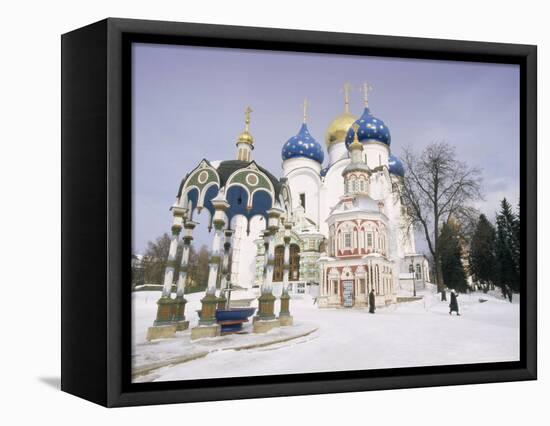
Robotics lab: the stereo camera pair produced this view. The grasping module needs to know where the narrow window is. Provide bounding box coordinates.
[344,232,352,249]
[416,264,422,280]
[367,233,373,247]
[299,193,306,209]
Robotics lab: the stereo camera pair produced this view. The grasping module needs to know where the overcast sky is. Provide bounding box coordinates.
[132,43,519,254]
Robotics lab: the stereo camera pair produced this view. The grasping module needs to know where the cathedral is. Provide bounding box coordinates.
[255,83,430,307]
[170,84,430,315]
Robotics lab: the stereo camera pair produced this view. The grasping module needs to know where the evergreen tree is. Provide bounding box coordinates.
[439,221,469,293]
[495,198,520,301]
[469,214,497,292]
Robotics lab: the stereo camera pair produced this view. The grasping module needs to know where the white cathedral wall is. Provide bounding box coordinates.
[327,142,348,166]
[319,158,347,235]
[363,142,390,170]
[230,215,265,289]
[283,158,322,227]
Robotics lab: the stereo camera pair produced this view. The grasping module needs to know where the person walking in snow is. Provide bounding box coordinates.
[368,289,376,314]
[449,289,460,316]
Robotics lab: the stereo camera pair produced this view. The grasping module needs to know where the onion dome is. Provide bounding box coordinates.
[237,130,253,145]
[325,111,357,148]
[326,83,357,148]
[345,107,391,147]
[281,123,324,163]
[388,154,405,177]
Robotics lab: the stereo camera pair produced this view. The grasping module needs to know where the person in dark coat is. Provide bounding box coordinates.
[368,289,376,314]
[449,289,460,315]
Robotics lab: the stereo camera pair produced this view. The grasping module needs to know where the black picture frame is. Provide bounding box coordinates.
[61,17,537,407]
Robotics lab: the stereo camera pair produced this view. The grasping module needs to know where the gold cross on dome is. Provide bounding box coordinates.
[360,82,373,107]
[302,98,310,123]
[244,106,252,131]
[341,82,351,113]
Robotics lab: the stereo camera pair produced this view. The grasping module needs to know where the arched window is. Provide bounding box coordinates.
[409,264,414,274]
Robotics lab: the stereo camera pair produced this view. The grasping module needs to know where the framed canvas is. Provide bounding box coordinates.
[61,18,537,407]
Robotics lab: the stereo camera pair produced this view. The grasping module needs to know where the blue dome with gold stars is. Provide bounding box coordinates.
[388,154,404,177]
[281,123,324,164]
[345,107,391,146]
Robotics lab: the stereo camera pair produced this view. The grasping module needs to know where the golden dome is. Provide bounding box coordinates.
[237,130,254,145]
[325,111,357,148]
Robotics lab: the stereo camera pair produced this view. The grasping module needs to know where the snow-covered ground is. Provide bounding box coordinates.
[132,289,519,382]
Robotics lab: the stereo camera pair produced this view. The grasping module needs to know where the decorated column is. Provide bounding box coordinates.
[279,220,294,326]
[191,193,228,340]
[173,219,197,331]
[146,207,185,341]
[254,207,284,333]
[217,229,234,310]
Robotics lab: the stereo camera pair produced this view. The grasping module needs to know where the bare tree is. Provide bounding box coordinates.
[400,142,482,300]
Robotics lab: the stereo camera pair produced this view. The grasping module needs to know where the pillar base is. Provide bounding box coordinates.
[146,324,177,341]
[198,293,219,326]
[175,320,190,331]
[279,315,294,326]
[153,296,175,326]
[172,296,188,323]
[217,295,227,311]
[253,318,280,334]
[191,324,221,340]
[257,292,276,321]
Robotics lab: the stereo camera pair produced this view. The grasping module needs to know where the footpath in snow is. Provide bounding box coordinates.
[132,289,519,383]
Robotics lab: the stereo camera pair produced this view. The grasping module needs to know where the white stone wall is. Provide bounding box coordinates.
[230,215,265,289]
[363,142,390,170]
[327,142,348,166]
[319,159,346,235]
[282,157,322,227]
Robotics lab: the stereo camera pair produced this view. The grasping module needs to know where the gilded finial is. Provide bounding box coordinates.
[302,98,309,123]
[349,123,363,151]
[237,106,254,146]
[360,82,373,107]
[244,106,252,132]
[352,123,359,140]
[341,82,351,113]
